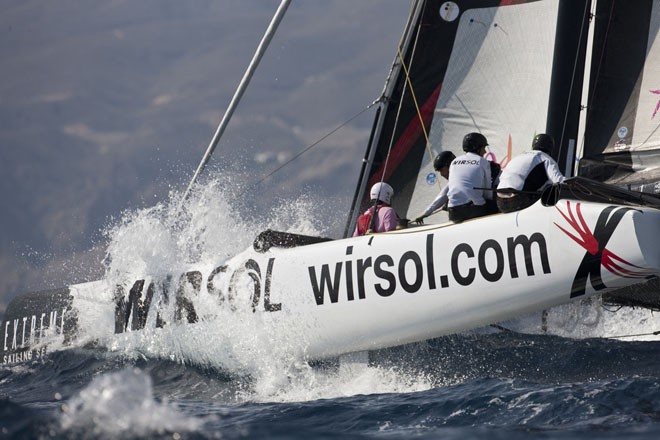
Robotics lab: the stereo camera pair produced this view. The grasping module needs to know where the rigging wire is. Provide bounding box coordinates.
[349,0,418,235]
[558,0,592,165]
[360,28,423,234]
[238,103,377,197]
[365,9,424,233]
[585,1,615,125]
[375,4,426,189]
[396,44,442,194]
[572,0,614,162]
[365,77,409,231]
[375,11,422,187]
[178,0,291,213]
[397,47,435,171]
[372,0,418,110]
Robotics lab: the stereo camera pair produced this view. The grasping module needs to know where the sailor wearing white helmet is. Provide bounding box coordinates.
[353,182,400,236]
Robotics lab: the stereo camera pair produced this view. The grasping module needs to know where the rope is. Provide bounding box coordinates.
[396,30,441,192]
[397,46,434,164]
[365,70,408,231]
[573,1,614,162]
[558,1,591,165]
[371,1,435,196]
[357,1,419,235]
[243,1,430,211]
[362,24,424,232]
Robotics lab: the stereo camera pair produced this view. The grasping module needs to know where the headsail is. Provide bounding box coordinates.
[578,0,660,193]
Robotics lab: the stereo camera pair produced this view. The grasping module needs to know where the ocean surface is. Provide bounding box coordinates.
[2,332,660,439]
[3,180,660,439]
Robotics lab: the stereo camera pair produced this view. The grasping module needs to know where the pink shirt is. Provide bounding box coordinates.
[353,206,399,236]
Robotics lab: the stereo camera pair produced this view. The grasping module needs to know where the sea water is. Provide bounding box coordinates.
[2,177,660,439]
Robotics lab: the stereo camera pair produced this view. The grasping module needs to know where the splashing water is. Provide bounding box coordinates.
[60,368,206,436]
[56,174,660,406]
[73,176,433,403]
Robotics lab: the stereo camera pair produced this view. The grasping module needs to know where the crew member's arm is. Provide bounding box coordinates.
[542,156,566,183]
[414,186,449,223]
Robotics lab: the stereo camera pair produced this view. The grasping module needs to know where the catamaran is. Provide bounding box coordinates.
[3,0,660,365]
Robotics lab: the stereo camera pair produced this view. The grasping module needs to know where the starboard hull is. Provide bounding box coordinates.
[3,198,660,365]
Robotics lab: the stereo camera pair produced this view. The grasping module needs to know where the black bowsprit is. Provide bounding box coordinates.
[253,229,333,253]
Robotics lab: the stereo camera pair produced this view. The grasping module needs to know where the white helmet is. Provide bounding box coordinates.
[370,182,394,205]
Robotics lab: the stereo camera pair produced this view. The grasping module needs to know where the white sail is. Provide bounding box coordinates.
[408,1,560,220]
[631,2,660,152]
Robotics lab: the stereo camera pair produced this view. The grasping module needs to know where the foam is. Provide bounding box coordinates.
[82,176,433,403]
[59,368,207,436]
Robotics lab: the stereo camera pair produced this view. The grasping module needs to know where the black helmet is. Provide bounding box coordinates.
[433,151,456,170]
[532,133,555,154]
[462,132,488,153]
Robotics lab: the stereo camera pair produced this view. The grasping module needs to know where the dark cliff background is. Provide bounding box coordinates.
[0,0,410,310]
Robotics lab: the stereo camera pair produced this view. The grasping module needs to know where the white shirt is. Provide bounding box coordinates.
[497,150,565,192]
[447,152,492,207]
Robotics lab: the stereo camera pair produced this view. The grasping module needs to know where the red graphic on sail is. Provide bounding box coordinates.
[652,89,660,119]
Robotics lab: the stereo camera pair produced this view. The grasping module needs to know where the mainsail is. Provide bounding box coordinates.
[347,0,591,231]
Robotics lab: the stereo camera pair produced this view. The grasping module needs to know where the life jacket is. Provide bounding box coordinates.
[356,206,381,236]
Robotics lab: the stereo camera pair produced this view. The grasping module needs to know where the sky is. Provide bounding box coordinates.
[0,0,412,310]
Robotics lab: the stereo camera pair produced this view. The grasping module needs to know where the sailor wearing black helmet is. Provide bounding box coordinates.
[446,132,494,222]
[496,133,565,213]
[412,151,456,224]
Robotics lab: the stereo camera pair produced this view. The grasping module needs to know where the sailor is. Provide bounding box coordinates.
[496,133,566,213]
[353,182,400,236]
[490,160,502,189]
[412,151,455,224]
[446,132,494,223]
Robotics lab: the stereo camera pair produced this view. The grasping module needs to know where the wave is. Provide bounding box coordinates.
[3,333,660,439]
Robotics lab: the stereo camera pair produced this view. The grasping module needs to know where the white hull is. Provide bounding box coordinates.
[18,198,653,362]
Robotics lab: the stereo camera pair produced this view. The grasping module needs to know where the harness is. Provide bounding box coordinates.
[356,205,382,236]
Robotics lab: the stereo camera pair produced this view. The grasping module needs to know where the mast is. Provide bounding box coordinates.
[179,0,291,211]
[547,0,592,176]
[573,0,598,176]
[343,1,426,238]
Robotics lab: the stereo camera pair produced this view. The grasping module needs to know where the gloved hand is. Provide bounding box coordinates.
[412,216,425,225]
